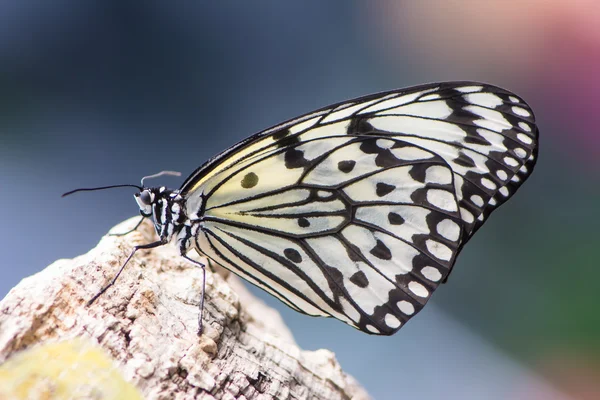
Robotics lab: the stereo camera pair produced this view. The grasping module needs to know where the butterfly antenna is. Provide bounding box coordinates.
[62,184,143,197]
[141,170,181,186]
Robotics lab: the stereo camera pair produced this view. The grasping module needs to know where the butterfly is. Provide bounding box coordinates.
[64,81,538,335]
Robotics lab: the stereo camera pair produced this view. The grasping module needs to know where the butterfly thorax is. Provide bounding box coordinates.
[135,186,189,246]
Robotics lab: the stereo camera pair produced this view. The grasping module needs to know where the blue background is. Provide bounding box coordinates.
[1,2,598,399]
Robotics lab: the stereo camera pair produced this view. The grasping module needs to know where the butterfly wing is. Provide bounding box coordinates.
[181,82,538,335]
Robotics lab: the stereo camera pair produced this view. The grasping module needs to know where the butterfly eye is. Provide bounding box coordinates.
[139,190,152,205]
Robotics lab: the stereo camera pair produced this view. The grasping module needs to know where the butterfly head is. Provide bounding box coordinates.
[134,186,187,239]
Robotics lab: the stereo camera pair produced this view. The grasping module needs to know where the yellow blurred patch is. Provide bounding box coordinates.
[0,339,142,400]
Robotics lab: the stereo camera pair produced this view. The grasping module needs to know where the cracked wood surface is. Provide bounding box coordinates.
[0,218,370,400]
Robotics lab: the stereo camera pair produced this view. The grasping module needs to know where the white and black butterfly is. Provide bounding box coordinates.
[65,82,538,335]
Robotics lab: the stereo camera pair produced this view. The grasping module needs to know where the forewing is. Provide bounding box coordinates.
[182,81,538,239]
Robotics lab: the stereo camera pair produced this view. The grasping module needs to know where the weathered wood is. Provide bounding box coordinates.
[0,218,370,400]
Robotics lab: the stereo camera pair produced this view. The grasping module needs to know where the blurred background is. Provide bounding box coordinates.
[1,1,598,399]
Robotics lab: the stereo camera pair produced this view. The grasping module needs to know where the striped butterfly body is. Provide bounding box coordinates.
[74,82,539,335]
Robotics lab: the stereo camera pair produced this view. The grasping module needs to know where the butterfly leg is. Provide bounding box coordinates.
[183,255,206,335]
[108,216,145,237]
[87,239,166,306]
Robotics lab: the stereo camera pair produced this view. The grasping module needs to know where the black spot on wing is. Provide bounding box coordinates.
[388,212,405,225]
[337,160,356,173]
[376,182,396,197]
[241,172,259,188]
[298,217,310,227]
[284,248,302,263]
[370,239,392,260]
[349,271,369,288]
[284,148,309,169]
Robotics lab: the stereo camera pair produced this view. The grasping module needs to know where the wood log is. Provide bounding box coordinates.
[0,218,370,400]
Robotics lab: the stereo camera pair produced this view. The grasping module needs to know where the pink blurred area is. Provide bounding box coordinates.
[510,356,600,400]
[535,354,600,400]
[363,2,600,399]
[364,0,600,165]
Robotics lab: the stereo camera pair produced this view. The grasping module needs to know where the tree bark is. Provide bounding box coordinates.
[0,218,370,400]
